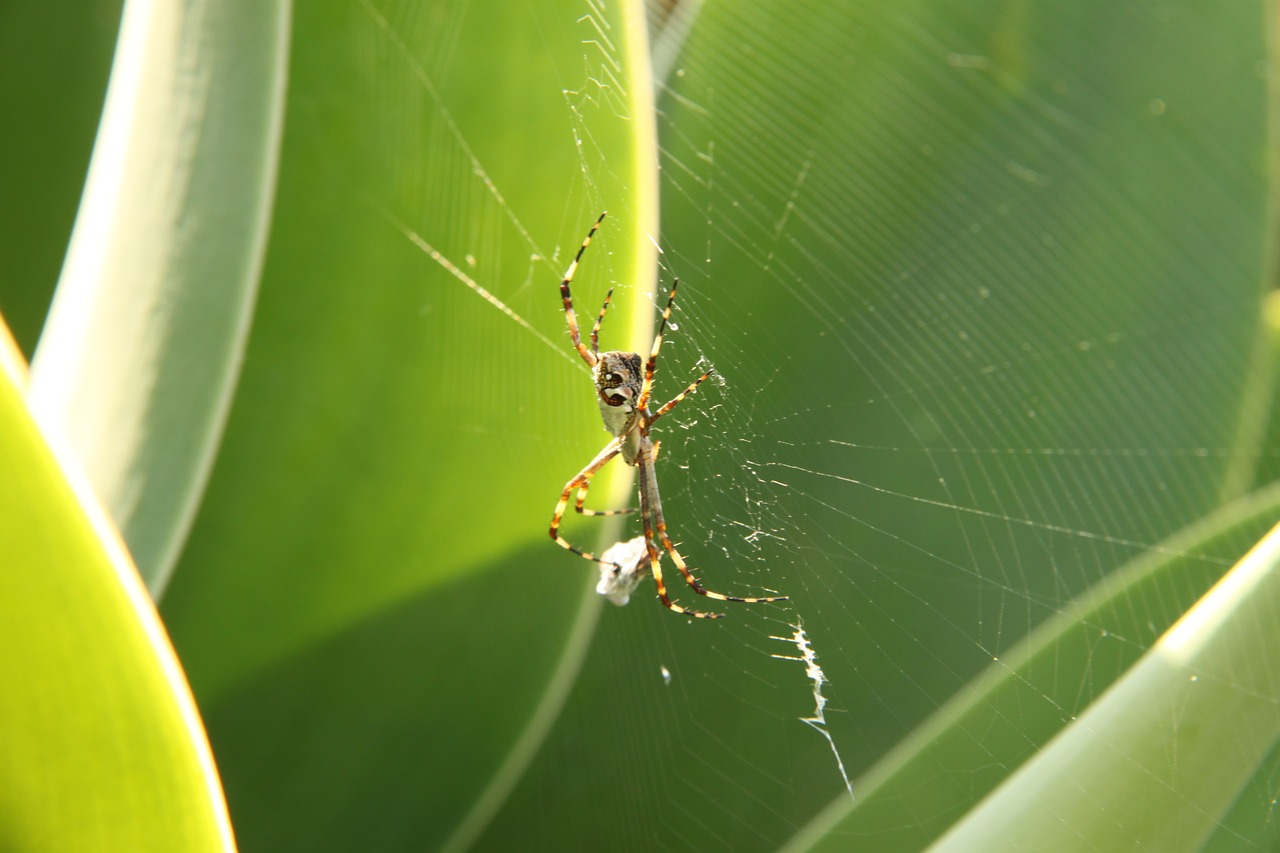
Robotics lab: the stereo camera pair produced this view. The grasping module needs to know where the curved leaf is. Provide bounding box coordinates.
[0,321,233,851]
[790,483,1280,852]
[161,0,655,848]
[27,0,291,596]
[934,518,1280,850]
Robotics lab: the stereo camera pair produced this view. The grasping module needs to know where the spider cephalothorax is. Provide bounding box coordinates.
[549,211,787,618]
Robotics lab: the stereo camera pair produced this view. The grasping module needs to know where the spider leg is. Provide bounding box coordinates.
[560,211,608,368]
[636,445,722,619]
[589,287,614,357]
[639,435,788,610]
[550,435,625,566]
[573,475,634,517]
[636,277,680,413]
[648,368,713,426]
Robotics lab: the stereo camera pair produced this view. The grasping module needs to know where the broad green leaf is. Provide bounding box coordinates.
[164,0,1273,849]
[932,519,1280,850]
[164,0,655,689]
[789,483,1280,852]
[27,0,291,596]
[0,320,233,852]
[160,0,654,848]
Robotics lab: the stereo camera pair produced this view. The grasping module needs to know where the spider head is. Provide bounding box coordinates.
[594,350,643,435]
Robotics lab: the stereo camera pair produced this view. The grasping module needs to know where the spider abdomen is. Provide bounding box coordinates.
[594,350,643,438]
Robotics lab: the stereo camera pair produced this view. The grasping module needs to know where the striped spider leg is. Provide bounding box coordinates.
[549,212,787,618]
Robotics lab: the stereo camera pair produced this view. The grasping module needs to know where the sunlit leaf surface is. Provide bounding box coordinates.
[0,324,232,852]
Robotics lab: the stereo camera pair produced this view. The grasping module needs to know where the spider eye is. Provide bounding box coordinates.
[604,372,622,384]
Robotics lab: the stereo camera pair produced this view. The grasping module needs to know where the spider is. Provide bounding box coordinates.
[549,212,787,618]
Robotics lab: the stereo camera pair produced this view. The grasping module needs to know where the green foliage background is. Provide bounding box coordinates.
[1,0,1278,851]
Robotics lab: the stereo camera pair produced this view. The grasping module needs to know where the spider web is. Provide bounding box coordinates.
[278,1,1280,850]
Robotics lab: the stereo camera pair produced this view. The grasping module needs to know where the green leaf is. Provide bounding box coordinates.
[159,0,1275,848]
[789,484,1280,852]
[27,0,291,596]
[931,518,1280,850]
[160,0,656,848]
[0,0,120,356]
[0,322,233,851]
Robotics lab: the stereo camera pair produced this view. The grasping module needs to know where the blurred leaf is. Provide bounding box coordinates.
[0,319,233,852]
[791,484,1280,852]
[0,0,121,355]
[930,518,1280,850]
[161,0,654,848]
[161,0,1275,849]
[26,0,291,596]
